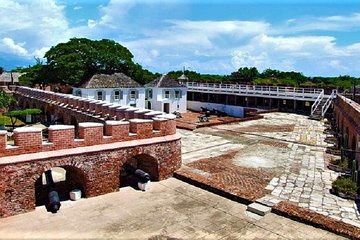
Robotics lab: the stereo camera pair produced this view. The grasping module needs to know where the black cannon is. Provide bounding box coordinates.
[123,164,151,185]
[172,111,182,118]
[44,170,61,213]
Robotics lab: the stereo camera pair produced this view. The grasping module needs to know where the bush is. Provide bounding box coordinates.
[332,177,358,197]
[330,158,349,169]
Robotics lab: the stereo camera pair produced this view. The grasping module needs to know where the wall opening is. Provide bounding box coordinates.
[120,154,159,190]
[35,166,86,208]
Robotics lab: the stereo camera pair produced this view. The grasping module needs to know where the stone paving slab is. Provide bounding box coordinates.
[0,178,344,239]
[180,112,360,228]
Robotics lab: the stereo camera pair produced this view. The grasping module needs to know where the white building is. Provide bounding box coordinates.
[72,73,187,113]
[72,73,145,108]
[144,75,187,113]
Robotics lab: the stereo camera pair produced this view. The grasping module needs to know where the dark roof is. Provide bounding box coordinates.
[79,73,142,88]
[145,75,186,88]
[0,72,20,83]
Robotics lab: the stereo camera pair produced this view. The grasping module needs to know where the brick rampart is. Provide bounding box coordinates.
[334,95,360,161]
[0,134,181,218]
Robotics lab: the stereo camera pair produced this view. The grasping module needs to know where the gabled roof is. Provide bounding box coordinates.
[0,72,20,83]
[145,75,186,88]
[78,73,142,89]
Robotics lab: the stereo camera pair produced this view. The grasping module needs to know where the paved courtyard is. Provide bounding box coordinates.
[179,112,360,227]
[0,178,344,239]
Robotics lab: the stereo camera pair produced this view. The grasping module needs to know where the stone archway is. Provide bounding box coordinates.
[120,154,159,189]
[35,165,87,207]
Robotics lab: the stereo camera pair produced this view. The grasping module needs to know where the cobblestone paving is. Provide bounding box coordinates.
[180,112,360,228]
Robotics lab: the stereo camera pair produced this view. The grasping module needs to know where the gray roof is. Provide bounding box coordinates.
[178,74,189,80]
[145,75,186,88]
[79,73,142,89]
[0,72,20,83]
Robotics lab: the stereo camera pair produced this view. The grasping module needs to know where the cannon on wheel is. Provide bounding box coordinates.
[123,164,151,191]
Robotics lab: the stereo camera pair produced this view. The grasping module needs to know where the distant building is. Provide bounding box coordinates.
[144,75,187,113]
[0,72,20,86]
[72,73,187,113]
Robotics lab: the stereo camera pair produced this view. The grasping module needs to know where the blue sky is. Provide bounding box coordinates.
[1,0,360,77]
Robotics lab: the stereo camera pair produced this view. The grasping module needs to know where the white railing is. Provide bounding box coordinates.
[321,89,337,116]
[186,82,323,100]
[310,90,324,116]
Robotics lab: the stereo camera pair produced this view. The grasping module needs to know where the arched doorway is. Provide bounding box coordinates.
[35,166,86,208]
[120,154,159,189]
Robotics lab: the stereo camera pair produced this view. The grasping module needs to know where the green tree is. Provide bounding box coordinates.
[0,67,4,74]
[5,108,41,128]
[44,38,135,85]
[230,67,259,83]
[0,91,17,110]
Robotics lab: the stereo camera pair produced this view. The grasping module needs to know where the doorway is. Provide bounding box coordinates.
[163,103,170,113]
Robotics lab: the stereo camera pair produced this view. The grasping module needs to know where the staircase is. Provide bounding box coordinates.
[310,89,337,120]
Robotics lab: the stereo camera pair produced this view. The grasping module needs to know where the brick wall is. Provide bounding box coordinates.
[0,134,181,217]
[334,95,360,161]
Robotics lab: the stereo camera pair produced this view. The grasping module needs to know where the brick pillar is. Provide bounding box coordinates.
[129,119,153,139]
[134,109,151,119]
[78,122,104,145]
[13,127,43,151]
[0,130,7,151]
[115,106,128,120]
[105,120,129,140]
[144,111,163,119]
[124,108,138,120]
[48,125,75,149]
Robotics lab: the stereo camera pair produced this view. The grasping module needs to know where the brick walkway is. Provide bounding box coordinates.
[179,112,360,228]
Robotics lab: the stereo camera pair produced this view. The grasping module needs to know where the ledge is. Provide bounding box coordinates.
[0,133,181,165]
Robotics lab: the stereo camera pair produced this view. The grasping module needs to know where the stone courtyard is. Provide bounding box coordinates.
[178,112,360,228]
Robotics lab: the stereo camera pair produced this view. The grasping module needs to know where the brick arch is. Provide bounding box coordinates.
[119,153,160,189]
[33,163,88,206]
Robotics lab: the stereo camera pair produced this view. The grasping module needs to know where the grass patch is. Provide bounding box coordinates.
[330,157,349,169]
[332,177,358,196]
[0,114,24,127]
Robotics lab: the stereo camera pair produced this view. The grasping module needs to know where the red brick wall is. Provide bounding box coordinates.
[0,136,181,218]
[334,95,360,162]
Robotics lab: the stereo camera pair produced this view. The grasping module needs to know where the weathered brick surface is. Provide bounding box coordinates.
[0,136,181,218]
[272,201,360,240]
[334,95,360,161]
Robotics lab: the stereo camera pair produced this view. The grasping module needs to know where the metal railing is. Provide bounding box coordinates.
[186,82,323,100]
[321,89,337,116]
[310,90,324,116]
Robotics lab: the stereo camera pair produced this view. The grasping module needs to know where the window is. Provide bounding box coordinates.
[174,90,181,99]
[113,90,122,101]
[96,90,104,100]
[75,89,81,97]
[129,90,137,100]
[145,89,152,99]
[164,90,170,99]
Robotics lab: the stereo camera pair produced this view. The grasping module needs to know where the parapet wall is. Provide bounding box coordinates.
[15,87,165,121]
[0,118,176,157]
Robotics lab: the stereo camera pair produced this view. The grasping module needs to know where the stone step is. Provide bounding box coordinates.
[246,202,271,216]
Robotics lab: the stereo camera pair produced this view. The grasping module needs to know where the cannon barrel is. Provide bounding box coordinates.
[48,191,61,213]
[123,164,150,183]
[45,170,61,213]
[134,169,150,183]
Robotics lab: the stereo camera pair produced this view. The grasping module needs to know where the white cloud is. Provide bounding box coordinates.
[1,37,28,56]
[87,19,97,28]
[73,6,82,10]
[0,0,70,58]
[278,13,360,33]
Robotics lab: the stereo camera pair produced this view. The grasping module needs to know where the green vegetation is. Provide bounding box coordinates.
[330,158,349,169]
[15,37,359,90]
[0,114,24,127]
[332,177,358,197]
[5,108,41,128]
[18,38,159,87]
[0,92,17,110]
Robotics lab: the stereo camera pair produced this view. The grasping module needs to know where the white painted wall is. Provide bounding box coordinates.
[73,86,187,113]
[187,101,244,117]
[73,87,145,108]
[147,87,187,113]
